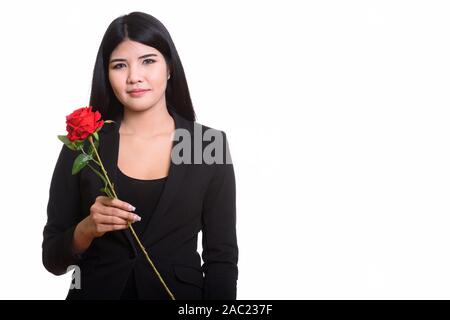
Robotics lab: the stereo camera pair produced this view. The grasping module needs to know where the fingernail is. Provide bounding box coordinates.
[134,215,141,222]
[129,205,136,211]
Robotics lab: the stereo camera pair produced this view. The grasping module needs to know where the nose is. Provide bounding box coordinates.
[126,64,143,84]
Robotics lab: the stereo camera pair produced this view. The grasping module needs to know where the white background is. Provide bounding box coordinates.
[0,0,449,299]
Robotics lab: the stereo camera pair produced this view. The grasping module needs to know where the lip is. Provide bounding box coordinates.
[127,89,151,97]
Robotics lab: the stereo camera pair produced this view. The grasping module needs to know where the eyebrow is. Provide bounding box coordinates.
[109,53,158,64]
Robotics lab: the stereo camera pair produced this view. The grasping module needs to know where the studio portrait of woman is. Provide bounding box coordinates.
[42,11,238,300]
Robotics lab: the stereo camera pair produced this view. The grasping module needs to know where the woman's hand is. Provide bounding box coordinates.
[72,196,140,255]
[86,196,141,238]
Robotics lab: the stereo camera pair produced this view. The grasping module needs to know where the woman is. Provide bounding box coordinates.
[42,11,238,300]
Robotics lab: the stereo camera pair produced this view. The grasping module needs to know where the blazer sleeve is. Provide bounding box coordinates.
[42,144,84,275]
[201,131,238,299]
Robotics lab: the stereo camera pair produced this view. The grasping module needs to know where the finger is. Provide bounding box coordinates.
[100,206,141,223]
[97,223,129,233]
[108,198,136,212]
[96,195,111,204]
[95,214,130,225]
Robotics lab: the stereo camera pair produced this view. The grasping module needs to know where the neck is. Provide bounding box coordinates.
[119,103,175,138]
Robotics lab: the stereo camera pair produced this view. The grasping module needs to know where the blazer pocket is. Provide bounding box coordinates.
[172,264,204,289]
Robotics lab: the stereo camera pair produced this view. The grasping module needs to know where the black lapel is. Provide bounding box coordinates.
[97,106,193,253]
[142,107,193,244]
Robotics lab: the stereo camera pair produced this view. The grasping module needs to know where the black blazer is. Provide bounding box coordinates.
[42,107,238,300]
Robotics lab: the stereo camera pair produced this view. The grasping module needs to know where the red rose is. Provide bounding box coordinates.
[66,106,104,141]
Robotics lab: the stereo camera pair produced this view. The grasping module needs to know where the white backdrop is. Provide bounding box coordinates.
[0,0,449,299]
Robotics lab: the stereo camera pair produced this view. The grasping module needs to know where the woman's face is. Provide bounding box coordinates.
[108,39,170,112]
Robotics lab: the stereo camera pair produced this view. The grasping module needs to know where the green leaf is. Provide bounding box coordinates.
[93,131,99,141]
[72,153,92,175]
[73,140,85,151]
[57,135,70,144]
[57,135,77,151]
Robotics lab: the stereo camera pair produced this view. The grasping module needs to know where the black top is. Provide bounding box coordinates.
[116,166,167,300]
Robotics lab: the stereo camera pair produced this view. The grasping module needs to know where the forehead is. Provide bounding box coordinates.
[110,40,162,58]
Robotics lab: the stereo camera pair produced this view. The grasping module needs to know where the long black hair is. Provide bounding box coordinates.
[89,12,196,122]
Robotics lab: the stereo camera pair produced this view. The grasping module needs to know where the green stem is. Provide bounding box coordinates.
[88,136,116,197]
[91,158,101,167]
[87,163,108,188]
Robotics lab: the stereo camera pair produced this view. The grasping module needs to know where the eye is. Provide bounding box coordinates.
[112,63,126,70]
[143,58,155,64]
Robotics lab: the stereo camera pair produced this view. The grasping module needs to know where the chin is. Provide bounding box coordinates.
[124,100,155,111]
